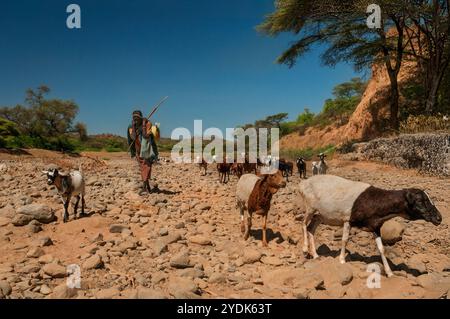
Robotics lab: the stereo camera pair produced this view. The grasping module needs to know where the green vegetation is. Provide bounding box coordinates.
[241,78,367,138]
[280,145,336,161]
[400,115,450,134]
[258,0,450,130]
[0,86,129,153]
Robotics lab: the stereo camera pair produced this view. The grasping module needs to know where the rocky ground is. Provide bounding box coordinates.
[0,149,449,299]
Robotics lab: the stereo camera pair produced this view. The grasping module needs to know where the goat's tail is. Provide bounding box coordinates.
[78,163,83,175]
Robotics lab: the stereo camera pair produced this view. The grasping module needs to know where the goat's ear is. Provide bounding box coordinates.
[41,170,48,175]
[405,191,415,205]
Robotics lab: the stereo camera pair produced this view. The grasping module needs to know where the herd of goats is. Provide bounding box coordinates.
[196,153,328,184]
[193,152,442,278]
[40,151,442,278]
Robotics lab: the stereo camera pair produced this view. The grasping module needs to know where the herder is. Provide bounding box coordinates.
[127,110,159,194]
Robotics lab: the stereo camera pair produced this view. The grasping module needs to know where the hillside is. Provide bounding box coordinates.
[280,60,418,150]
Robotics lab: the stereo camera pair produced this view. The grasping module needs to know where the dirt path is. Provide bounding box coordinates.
[0,150,449,299]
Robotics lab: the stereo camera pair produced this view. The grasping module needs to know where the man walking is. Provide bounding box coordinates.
[127,110,159,194]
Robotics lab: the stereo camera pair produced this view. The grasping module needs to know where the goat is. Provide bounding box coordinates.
[296,157,307,179]
[231,163,244,179]
[242,156,257,174]
[42,166,86,223]
[278,159,293,181]
[298,174,442,277]
[217,158,232,184]
[196,156,208,176]
[236,170,286,246]
[312,153,327,175]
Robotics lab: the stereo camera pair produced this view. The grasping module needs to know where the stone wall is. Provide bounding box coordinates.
[354,133,450,176]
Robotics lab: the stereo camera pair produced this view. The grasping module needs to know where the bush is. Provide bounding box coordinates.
[400,115,450,134]
[336,140,359,154]
[280,144,336,161]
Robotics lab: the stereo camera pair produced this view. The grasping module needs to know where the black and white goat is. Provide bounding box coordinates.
[42,166,86,223]
[298,175,442,277]
[312,153,327,175]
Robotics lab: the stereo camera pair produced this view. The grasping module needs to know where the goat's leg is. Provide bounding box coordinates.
[63,196,71,223]
[244,213,252,241]
[302,210,314,255]
[307,215,321,259]
[238,203,246,234]
[73,195,80,219]
[81,194,85,215]
[374,236,394,277]
[262,213,268,247]
[339,222,350,264]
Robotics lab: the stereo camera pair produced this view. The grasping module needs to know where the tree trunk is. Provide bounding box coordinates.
[389,80,400,130]
[425,64,448,114]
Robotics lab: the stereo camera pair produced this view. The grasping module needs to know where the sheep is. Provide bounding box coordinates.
[296,157,307,179]
[298,174,442,277]
[312,153,327,175]
[236,169,286,246]
[42,166,86,223]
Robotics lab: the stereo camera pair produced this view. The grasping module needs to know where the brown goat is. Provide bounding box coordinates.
[236,170,286,246]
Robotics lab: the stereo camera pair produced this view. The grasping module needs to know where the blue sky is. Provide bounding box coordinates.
[0,0,360,138]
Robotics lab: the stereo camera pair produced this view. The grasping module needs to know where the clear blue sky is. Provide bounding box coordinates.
[0,0,361,138]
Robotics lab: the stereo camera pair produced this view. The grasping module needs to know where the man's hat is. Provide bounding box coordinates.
[133,110,143,118]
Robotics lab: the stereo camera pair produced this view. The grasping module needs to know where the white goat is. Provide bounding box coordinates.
[312,153,327,175]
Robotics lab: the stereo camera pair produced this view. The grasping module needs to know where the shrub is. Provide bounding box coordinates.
[400,115,450,134]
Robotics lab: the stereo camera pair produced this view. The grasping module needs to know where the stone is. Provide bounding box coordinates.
[48,284,78,299]
[170,251,192,269]
[381,219,406,244]
[159,227,169,236]
[262,267,324,291]
[333,263,354,286]
[293,287,313,299]
[0,280,12,296]
[242,249,262,264]
[261,256,283,266]
[188,235,212,246]
[35,236,53,247]
[82,254,104,270]
[163,232,182,245]
[40,284,52,295]
[168,277,199,299]
[96,287,120,299]
[179,268,204,279]
[137,287,166,299]
[404,255,428,275]
[416,273,450,298]
[42,263,67,278]
[16,204,56,224]
[26,247,45,258]
[153,240,168,255]
[209,272,227,284]
[109,224,130,234]
[38,254,55,264]
[12,214,34,226]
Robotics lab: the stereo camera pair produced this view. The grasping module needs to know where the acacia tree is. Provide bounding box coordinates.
[0,86,79,138]
[403,0,449,114]
[258,0,410,130]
